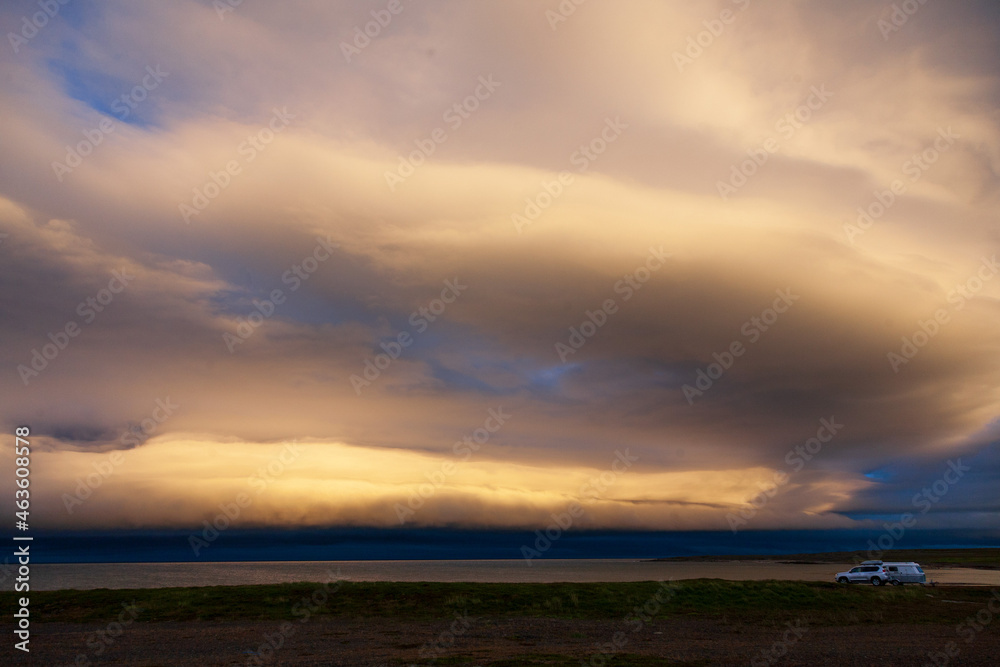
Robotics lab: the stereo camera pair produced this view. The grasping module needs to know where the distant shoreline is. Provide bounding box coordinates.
[649,547,1000,569]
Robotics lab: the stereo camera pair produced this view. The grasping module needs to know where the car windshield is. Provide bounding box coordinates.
[850,567,860,573]
[916,567,924,573]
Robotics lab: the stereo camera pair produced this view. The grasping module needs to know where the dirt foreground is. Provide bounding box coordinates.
[5,579,999,666]
[16,615,1000,666]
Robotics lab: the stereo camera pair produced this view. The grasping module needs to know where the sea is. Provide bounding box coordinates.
[28,560,1000,590]
[7,528,997,590]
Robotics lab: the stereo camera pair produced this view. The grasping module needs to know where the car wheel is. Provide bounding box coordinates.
[837,577,849,584]
[891,579,902,586]
[871,577,883,586]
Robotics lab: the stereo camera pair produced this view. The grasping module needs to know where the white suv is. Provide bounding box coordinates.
[835,561,892,586]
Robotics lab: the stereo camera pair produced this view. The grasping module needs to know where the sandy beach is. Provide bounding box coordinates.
[30,559,1000,590]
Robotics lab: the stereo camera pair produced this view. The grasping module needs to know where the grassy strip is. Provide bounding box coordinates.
[2,580,995,626]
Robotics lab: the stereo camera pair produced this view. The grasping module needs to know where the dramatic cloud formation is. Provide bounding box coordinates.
[1,0,998,534]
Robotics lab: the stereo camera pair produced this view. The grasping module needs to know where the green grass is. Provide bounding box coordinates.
[2,579,995,626]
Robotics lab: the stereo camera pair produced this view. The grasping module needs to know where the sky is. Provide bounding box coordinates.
[0,0,998,544]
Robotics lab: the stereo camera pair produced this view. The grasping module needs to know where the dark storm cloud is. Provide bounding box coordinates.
[0,0,998,530]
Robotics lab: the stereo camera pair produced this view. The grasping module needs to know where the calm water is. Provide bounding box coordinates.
[30,559,1000,590]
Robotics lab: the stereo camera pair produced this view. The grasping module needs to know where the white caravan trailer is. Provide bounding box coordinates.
[882,561,926,585]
